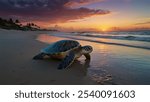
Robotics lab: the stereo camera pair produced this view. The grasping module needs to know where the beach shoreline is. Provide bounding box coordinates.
[0,29,150,85]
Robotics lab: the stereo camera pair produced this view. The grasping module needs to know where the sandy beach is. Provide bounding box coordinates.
[0,29,96,85]
[0,29,150,85]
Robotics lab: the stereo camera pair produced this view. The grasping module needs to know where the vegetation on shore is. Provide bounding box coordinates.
[0,17,57,31]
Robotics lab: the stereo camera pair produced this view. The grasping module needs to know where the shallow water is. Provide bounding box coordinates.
[37,34,150,85]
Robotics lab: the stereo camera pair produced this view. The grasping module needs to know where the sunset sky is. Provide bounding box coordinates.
[0,0,150,31]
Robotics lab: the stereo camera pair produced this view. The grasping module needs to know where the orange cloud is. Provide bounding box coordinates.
[135,21,150,25]
[64,0,104,8]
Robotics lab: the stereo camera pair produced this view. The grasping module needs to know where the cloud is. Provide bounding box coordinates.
[135,21,150,25]
[64,0,104,8]
[0,0,110,24]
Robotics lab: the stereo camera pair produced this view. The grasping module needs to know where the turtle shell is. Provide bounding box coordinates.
[41,40,80,54]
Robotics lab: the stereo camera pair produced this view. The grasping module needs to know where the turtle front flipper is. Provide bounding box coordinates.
[33,53,49,60]
[84,53,91,60]
[57,52,75,69]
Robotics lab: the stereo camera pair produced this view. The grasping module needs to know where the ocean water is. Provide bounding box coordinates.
[76,31,150,42]
[50,30,150,50]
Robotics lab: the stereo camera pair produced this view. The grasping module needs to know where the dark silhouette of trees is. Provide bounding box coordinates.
[0,18,37,30]
[0,17,57,31]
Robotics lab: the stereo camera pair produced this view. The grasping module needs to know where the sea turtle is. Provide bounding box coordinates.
[33,40,93,69]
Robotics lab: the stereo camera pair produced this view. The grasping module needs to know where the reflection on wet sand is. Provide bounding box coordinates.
[36,34,68,44]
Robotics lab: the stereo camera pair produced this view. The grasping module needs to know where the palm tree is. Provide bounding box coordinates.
[9,18,14,24]
[15,19,20,24]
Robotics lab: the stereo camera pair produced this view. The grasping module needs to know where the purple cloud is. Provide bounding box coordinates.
[0,0,110,24]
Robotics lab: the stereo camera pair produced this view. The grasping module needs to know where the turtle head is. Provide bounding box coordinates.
[81,45,93,54]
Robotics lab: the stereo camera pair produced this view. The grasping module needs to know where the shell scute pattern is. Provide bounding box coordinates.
[41,40,80,54]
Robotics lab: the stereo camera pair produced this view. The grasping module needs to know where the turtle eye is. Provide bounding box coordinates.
[88,46,92,51]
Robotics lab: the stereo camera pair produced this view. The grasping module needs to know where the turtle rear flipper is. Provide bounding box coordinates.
[57,52,75,69]
[33,53,48,60]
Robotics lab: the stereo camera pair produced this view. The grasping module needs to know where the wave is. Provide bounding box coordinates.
[50,32,150,50]
[75,33,150,42]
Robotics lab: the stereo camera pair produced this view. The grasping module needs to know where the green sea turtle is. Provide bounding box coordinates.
[33,40,93,69]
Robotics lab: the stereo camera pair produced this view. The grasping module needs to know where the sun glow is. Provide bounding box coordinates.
[101,28,108,32]
[99,26,110,32]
